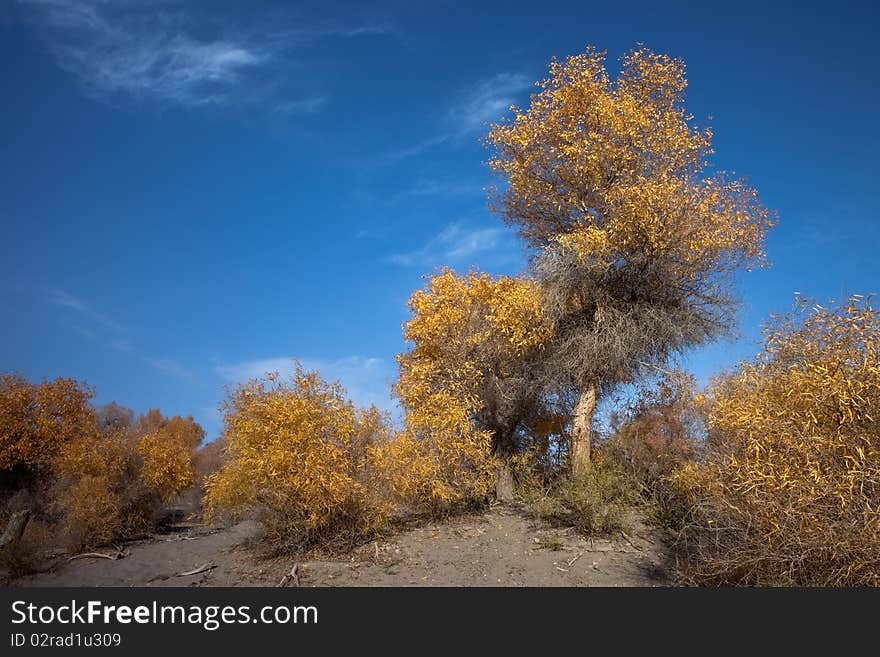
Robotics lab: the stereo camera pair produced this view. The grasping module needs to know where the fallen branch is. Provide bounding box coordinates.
[278,563,300,587]
[620,531,643,552]
[566,552,583,567]
[69,546,127,562]
[175,562,216,577]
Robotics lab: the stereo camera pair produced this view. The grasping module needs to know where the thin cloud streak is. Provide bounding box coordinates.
[386,222,507,267]
[371,71,531,166]
[47,288,123,332]
[141,356,196,384]
[22,0,265,106]
[452,72,532,134]
[47,287,196,384]
[18,1,396,109]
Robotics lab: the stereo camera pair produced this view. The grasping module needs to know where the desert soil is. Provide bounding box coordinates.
[9,505,676,587]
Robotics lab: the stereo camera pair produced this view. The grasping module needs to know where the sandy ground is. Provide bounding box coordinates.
[9,505,675,587]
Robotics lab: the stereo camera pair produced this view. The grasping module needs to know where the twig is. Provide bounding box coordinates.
[277,563,300,587]
[278,563,300,587]
[69,552,118,562]
[374,541,379,561]
[566,552,583,567]
[620,531,643,551]
[555,566,569,572]
[175,562,215,577]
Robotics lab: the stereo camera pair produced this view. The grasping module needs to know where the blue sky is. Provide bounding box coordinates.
[2,0,878,441]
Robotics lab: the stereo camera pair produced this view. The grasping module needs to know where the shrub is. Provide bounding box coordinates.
[519,455,637,535]
[672,295,880,586]
[204,367,392,552]
[51,414,199,551]
[370,427,493,519]
[603,371,701,529]
[0,374,204,555]
[50,427,131,549]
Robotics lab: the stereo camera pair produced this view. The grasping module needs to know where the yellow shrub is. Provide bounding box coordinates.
[135,414,201,501]
[0,374,204,553]
[204,366,391,550]
[673,296,880,586]
[50,430,136,551]
[370,425,493,518]
[49,409,201,551]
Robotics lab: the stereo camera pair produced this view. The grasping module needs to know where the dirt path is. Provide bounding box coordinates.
[11,506,675,587]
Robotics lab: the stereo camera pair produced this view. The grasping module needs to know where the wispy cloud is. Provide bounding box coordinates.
[141,356,196,383]
[47,287,196,383]
[399,178,484,198]
[266,22,398,43]
[214,355,397,413]
[18,1,395,110]
[268,95,328,117]
[377,134,451,165]
[386,222,508,267]
[451,72,532,135]
[372,71,532,166]
[20,0,265,106]
[47,288,122,332]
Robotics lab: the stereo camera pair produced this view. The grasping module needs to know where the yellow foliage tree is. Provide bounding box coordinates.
[673,295,880,585]
[0,375,203,551]
[204,366,391,550]
[0,374,96,474]
[485,46,774,472]
[395,268,550,502]
[137,430,196,501]
[50,409,202,550]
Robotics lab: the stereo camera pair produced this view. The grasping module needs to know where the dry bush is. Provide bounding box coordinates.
[0,377,202,553]
[673,295,880,586]
[203,367,393,552]
[51,411,200,551]
[137,426,197,499]
[603,371,701,529]
[0,375,100,552]
[193,438,226,483]
[518,452,637,535]
[370,427,493,520]
[0,517,54,578]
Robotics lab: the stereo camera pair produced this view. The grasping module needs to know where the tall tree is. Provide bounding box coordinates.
[485,47,774,472]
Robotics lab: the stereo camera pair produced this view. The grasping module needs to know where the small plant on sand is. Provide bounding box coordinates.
[602,371,702,530]
[519,456,637,536]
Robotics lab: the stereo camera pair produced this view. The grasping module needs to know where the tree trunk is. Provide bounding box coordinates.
[494,459,516,502]
[491,426,517,503]
[570,384,597,474]
[0,509,31,552]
